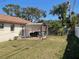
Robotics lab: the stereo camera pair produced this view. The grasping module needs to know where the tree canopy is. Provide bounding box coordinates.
[3,4,20,16]
[3,4,46,22]
[21,7,46,22]
[50,2,68,26]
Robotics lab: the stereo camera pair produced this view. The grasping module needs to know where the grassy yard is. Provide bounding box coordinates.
[0,35,67,59]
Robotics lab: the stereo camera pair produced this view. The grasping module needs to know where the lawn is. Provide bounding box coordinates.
[0,35,67,59]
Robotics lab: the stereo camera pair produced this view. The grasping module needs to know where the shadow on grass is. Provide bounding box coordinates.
[62,30,79,59]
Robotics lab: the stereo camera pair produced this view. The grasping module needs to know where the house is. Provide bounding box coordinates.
[75,25,79,38]
[0,14,48,42]
[0,14,31,42]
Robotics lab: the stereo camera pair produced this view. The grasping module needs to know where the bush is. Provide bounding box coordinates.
[14,36,18,40]
[8,39,12,41]
[58,27,65,36]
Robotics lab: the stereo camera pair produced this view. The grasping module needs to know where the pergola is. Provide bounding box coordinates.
[20,23,48,39]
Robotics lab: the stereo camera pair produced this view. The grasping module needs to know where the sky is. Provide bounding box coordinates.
[0,0,79,20]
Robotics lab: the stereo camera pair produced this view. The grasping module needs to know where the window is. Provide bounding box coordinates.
[0,24,4,29]
[11,24,15,31]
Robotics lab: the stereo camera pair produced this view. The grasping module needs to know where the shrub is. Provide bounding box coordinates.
[14,36,18,40]
[8,39,12,41]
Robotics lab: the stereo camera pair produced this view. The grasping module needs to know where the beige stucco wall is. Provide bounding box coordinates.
[0,24,23,42]
[25,25,42,37]
[75,26,79,38]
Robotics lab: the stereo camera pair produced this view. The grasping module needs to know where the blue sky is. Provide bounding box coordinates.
[0,0,79,20]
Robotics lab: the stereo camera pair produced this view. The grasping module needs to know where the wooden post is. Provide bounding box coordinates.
[41,25,43,37]
[24,24,26,38]
[40,25,43,39]
[46,25,48,36]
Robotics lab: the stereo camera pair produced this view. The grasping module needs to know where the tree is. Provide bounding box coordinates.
[21,7,46,22]
[3,4,46,22]
[3,4,20,16]
[50,2,68,26]
[70,12,78,30]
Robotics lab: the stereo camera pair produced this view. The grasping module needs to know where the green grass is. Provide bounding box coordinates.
[0,35,67,59]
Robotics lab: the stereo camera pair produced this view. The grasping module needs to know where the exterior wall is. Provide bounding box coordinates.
[25,25,42,37]
[0,24,23,42]
[25,24,48,37]
[0,23,48,42]
[75,26,79,38]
